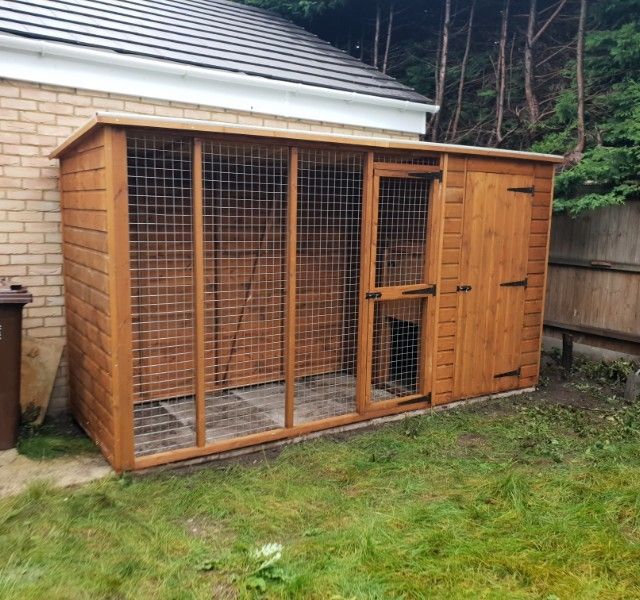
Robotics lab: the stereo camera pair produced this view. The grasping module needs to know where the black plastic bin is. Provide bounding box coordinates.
[0,284,32,451]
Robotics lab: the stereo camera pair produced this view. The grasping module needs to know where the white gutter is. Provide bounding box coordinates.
[0,33,438,134]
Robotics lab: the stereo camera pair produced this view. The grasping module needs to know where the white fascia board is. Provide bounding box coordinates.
[0,33,437,134]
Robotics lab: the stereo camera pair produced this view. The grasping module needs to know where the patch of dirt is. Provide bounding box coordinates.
[20,414,87,438]
[530,359,623,411]
[462,356,627,420]
[457,433,488,449]
[184,516,231,542]
[211,581,238,600]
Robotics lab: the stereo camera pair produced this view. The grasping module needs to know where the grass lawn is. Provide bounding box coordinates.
[2,356,640,599]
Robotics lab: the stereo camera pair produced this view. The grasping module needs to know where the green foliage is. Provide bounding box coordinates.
[238,0,639,216]
[533,14,640,214]
[576,357,638,389]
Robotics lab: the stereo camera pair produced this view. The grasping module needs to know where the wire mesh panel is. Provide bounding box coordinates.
[127,134,197,456]
[203,141,288,443]
[371,176,430,401]
[295,149,364,423]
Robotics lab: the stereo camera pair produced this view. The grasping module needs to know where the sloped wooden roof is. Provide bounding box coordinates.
[51,112,564,163]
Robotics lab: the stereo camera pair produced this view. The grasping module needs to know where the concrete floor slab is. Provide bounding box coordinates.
[0,449,112,498]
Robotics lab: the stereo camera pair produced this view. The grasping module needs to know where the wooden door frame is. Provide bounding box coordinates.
[356,162,441,413]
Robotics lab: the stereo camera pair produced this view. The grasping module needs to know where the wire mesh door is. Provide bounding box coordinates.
[365,170,437,409]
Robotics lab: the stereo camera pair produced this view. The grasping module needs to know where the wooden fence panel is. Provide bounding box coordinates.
[545,201,640,345]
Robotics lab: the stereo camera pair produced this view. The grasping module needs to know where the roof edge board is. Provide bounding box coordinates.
[0,33,436,134]
[50,111,564,164]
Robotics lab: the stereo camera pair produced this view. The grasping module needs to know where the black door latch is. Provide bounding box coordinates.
[457,284,472,292]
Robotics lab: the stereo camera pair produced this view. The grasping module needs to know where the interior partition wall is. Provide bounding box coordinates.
[125,133,438,460]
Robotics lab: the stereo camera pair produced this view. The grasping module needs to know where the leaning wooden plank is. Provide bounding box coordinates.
[20,337,65,426]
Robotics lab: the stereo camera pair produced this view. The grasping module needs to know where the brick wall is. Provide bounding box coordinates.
[0,77,418,414]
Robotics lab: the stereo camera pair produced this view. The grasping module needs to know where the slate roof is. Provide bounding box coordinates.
[0,0,430,103]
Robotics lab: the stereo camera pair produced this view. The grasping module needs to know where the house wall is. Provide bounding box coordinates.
[0,77,418,414]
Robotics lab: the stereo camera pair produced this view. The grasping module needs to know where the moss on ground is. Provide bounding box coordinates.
[17,420,97,461]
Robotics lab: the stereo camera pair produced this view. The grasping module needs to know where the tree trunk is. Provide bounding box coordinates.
[431,0,451,141]
[373,2,381,68]
[449,0,475,141]
[524,0,568,126]
[494,0,510,145]
[574,0,587,154]
[382,3,395,74]
[524,0,539,124]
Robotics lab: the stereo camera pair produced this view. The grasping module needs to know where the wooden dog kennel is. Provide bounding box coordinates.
[52,113,562,471]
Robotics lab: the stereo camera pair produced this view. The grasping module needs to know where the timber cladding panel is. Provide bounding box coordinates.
[432,154,466,404]
[520,163,554,387]
[52,117,560,471]
[59,127,115,462]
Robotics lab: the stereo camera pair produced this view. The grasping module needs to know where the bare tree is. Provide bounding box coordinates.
[494,0,511,145]
[524,0,568,124]
[373,2,381,68]
[574,0,587,154]
[448,0,476,141]
[431,0,451,141]
[382,3,395,74]
[524,0,539,123]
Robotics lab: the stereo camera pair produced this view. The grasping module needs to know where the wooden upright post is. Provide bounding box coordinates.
[105,127,135,471]
[193,139,206,446]
[355,152,376,413]
[284,147,298,428]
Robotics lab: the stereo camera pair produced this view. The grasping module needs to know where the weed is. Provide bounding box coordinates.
[576,357,638,389]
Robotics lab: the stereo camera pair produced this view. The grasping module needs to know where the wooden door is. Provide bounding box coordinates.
[363,168,439,410]
[453,166,533,398]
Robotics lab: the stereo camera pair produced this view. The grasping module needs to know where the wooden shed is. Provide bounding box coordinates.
[51,113,562,471]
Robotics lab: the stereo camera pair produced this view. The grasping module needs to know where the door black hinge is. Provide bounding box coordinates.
[500,278,528,288]
[457,284,472,292]
[409,171,442,181]
[365,291,382,299]
[494,368,521,379]
[397,393,432,406]
[402,285,437,296]
[507,186,535,195]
